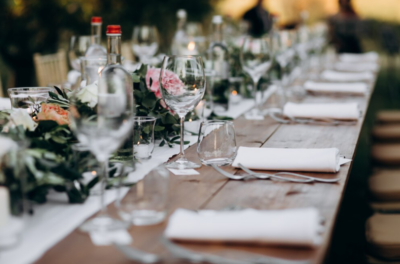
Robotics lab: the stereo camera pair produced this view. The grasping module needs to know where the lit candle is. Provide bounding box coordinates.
[182,41,198,55]
[229,90,241,105]
[134,143,150,159]
[0,187,10,228]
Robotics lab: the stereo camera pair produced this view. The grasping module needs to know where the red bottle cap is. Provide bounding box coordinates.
[91,17,102,24]
[106,25,121,34]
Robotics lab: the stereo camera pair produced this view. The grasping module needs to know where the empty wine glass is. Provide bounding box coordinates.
[160,55,206,169]
[69,61,135,232]
[132,26,159,64]
[240,36,273,117]
[68,35,91,71]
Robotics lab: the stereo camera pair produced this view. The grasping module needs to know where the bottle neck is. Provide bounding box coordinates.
[107,34,122,65]
[177,17,186,31]
[211,23,223,43]
[91,24,102,45]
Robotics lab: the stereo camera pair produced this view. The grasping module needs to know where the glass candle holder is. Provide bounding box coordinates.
[80,56,107,86]
[133,116,156,160]
[197,120,237,166]
[228,77,244,106]
[8,87,53,116]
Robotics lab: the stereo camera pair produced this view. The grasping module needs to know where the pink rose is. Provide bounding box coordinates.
[146,68,184,98]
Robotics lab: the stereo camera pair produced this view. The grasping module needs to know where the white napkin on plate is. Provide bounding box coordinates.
[304,81,367,95]
[0,98,11,110]
[338,52,378,63]
[165,208,322,247]
[321,70,374,82]
[283,102,360,120]
[232,147,350,173]
[334,62,379,72]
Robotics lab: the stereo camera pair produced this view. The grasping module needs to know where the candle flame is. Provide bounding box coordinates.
[188,41,195,51]
[189,119,192,122]
[232,90,238,95]
[91,171,97,176]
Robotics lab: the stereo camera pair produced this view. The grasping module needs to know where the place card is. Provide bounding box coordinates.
[168,169,200,176]
[90,230,132,246]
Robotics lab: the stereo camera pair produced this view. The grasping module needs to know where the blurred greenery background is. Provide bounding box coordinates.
[0,0,217,87]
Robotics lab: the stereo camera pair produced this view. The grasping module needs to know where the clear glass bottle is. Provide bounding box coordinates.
[171,9,187,55]
[100,25,135,165]
[207,15,230,111]
[85,16,107,57]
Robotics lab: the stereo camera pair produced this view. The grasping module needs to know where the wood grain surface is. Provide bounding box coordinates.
[34,78,375,264]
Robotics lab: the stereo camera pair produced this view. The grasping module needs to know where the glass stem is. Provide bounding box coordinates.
[100,159,109,215]
[253,80,259,113]
[179,116,185,159]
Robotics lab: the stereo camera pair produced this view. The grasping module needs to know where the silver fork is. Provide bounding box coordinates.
[239,164,340,183]
[211,164,311,183]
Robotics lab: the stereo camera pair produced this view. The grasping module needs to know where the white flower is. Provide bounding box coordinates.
[2,109,37,132]
[0,135,17,157]
[76,81,98,107]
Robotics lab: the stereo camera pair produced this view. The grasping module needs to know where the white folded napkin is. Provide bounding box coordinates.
[304,81,367,95]
[165,208,322,247]
[321,70,374,82]
[283,102,360,120]
[0,98,11,110]
[232,147,350,173]
[338,52,378,63]
[334,62,379,72]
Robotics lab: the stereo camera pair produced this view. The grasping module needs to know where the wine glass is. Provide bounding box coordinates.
[159,55,206,169]
[68,35,91,71]
[69,62,134,232]
[240,37,273,117]
[132,26,159,64]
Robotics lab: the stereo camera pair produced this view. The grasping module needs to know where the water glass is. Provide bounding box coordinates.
[68,35,91,71]
[197,120,237,166]
[132,26,159,63]
[118,166,169,226]
[8,87,53,115]
[133,116,156,160]
[80,56,107,86]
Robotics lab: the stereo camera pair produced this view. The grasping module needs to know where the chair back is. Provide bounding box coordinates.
[33,49,68,87]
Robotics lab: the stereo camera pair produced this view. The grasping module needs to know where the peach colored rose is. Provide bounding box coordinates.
[37,104,69,125]
[146,68,184,97]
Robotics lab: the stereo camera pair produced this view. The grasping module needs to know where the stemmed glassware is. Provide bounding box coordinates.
[240,36,273,117]
[68,35,91,71]
[132,26,159,64]
[69,64,134,232]
[159,55,206,169]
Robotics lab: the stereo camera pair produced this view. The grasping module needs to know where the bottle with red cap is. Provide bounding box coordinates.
[99,25,135,162]
[85,16,107,57]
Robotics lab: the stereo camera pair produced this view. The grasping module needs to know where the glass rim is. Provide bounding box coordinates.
[164,55,203,59]
[133,116,157,121]
[79,56,108,62]
[201,120,234,125]
[8,87,53,92]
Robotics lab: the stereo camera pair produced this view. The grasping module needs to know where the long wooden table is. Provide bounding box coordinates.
[35,78,374,264]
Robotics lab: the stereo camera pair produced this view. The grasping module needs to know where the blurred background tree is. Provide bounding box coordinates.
[0,0,218,87]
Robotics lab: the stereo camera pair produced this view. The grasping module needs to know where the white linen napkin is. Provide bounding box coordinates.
[321,70,374,82]
[0,98,11,110]
[338,52,378,63]
[334,62,379,72]
[283,102,360,120]
[232,147,349,173]
[304,81,367,95]
[165,208,322,247]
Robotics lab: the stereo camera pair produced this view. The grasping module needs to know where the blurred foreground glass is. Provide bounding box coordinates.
[68,35,91,71]
[80,56,107,85]
[118,166,169,226]
[160,55,205,169]
[8,87,53,116]
[68,63,134,232]
[197,120,237,166]
[133,116,156,160]
[241,37,272,116]
[132,26,159,63]
[0,140,29,249]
